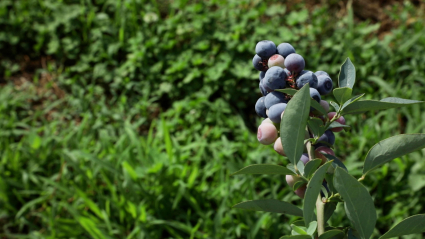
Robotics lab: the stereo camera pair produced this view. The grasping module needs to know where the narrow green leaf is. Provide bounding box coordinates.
[341,94,365,110]
[275,88,298,95]
[231,164,296,176]
[311,99,327,116]
[338,58,356,88]
[319,229,344,239]
[326,122,350,132]
[324,174,337,194]
[280,235,312,239]
[308,118,325,138]
[303,161,333,226]
[379,214,425,239]
[281,84,311,166]
[333,167,376,239]
[293,180,307,191]
[297,160,305,175]
[291,220,306,226]
[233,199,303,217]
[287,164,297,174]
[342,98,423,115]
[306,221,318,235]
[333,87,352,104]
[324,202,337,224]
[363,134,425,175]
[304,159,322,179]
[292,225,308,235]
[329,101,340,112]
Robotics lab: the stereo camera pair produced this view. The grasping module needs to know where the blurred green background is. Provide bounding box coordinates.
[1,0,425,238]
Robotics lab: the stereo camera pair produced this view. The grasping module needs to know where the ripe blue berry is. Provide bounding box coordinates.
[259,80,269,96]
[263,66,287,91]
[255,40,277,59]
[310,88,321,103]
[317,75,333,95]
[317,130,335,146]
[264,91,288,109]
[314,71,329,77]
[253,54,268,71]
[268,103,287,123]
[259,71,266,81]
[255,97,267,118]
[277,43,296,58]
[284,53,305,73]
[296,71,318,89]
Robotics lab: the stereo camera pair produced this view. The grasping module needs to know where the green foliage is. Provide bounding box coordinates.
[233,200,303,217]
[231,164,295,176]
[338,58,356,89]
[379,214,425,239]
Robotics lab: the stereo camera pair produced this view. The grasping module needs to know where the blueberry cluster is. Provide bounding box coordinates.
[254,40,333,123]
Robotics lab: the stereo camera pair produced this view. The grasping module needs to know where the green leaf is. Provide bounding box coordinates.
[303,161,333,226]
[321,153,348,173]
[308,118,325,138]
[304,159,322,179]
[379,214,425,239]
[338,58,356,89]
[231,164,296,176]
[297,160,305,175]
[324,202,337,223]
[333,167,376,239]
[293,180,308,191]
[291,220,306,226]
[310,99,327,116]
[363,134,425,175]
[280,235,312,239]
[287,164,297,174]
[326,122,350,132]
[306,221,317,235]
[342,98,423,115]
[276,88,298,95]
[333,87,352,104]
[348,228,361,239]
[319,229,344,239]
[233,199,303,217]
[329,101,340,112]
[341,94,365,110]
[292,225,308,235]
[324,174,337,194]
[281,84,311,166]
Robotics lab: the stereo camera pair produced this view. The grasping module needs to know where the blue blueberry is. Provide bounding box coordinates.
[259,71,266,81]
[296,71,318,89]
[264,91,288,109]
[268,103,287,123]
[317,130,335,146]
[253,54,268,71]
[263,66,287,91]
[310,88,321,103]
[317,75,333,95]
[277,43,296,58]
[283,68,291,78]
[255,97,267,118]
[255,40,277,59]
[315,71,329,77]
[300,153,309,165]
[259,81,269,96]
[284,53,305,73]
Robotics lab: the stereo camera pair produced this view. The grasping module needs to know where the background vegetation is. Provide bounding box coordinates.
[1,0,425,238]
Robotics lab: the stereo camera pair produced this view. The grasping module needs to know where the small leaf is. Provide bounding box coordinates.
[338,58,356,89]
[291,220,306,226]
[333,87,352,104]
[297,160,305,175]
[379,214,425,239]
[334,167,376,239]
[341,94,365,110]
[363,134,425,176]
[329,101,340,112]
[303,161,333,226]
[281,84,311,166]
[275,88,298,95]
[324,174,337,194]
[326,122,351,132]
[280,235,312,239]
[304,159,322,178]
[233,199,303,217]
[324,202,337,223]
[319,229,344,239]
[293,180,307,191]
[310,99,327,116]
[308,118,326,138]
[306,221,318,235]
[287,164,297,174]
[292,225,308,235]
[342,98,423,115]
[231,164,296,176]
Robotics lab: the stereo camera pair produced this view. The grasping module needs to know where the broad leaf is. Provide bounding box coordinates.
[333,87,352,104]
[292,225,308,235]
[342,98,423,115]
[308,118,326,138]
[233,199,303,217]
[341,94,365,110]
[379,214,425,239]
[303,162,332,226]
[324,174,337,194]
[319,229,344,239]
[311,99,327,116]
[281,84,311,166]
[334,167,376,239]
[326,122,351,132]
[276,88,298,95]
[280,235,312,239]
[306,221,318,235]
[329,101,340,112]
[287,164,297,174]
[363,134,425,175]
[231,164,295,176]
[324,202,337,223]
[338,58,356,88]
[291,220,306,226]
[293,180,307,191]
[304,159,322,179]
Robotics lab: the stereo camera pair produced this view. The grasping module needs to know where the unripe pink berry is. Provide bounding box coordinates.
[257,123,278,145]
[314,146,335,165]
[268,54,285,68]
[328,112,346,132]
[320,100,330,113]
[295,185,306,199]
[274,137,286,156]
[261,118,273,125]
[285,175,302,187]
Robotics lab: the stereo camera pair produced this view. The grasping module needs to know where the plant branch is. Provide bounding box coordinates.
[316,194,326,236]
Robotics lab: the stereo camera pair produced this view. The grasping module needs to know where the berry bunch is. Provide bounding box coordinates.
[253,40,345,198]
